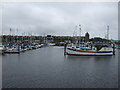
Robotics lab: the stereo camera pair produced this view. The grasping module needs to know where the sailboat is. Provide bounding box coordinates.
[65,25,115,56]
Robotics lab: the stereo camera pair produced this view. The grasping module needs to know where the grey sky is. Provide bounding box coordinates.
[2,2,118,40]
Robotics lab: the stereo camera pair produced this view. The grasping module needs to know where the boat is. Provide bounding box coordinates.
[0,45,6,54]
[66,44,114,56]
[65,25,115,56]
[48,43,55,46]
[4,47,21,54]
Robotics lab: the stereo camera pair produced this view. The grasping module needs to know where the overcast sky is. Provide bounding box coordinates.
[1,2,118,40]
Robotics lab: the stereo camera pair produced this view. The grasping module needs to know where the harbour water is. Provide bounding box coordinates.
[2,46,118,88]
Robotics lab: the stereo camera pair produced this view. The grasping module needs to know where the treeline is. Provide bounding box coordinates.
[1,35,111,43]
[89,37,110,42]
[1,35,73,43]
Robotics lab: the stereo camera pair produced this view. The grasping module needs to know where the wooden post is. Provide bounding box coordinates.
[113,43,115,55]
[64,43,67,55]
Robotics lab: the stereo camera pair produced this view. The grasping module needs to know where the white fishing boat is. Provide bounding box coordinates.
[66,44,114,56]
[65,25,115,56]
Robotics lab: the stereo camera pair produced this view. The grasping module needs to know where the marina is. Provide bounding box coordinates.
[1,32,119,88]
[1,30,119,88]
[1,36,119,55]
[1,25,119,55]
[1,2,119,89]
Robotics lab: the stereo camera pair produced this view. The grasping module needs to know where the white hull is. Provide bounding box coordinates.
[48,43,55,46]
[66,49,113,56]
[0,46,6,54]
[66,47,113,56]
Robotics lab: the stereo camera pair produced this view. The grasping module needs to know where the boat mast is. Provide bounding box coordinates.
[79,24,81,46]
[9,28,12,44]
[107,25,109,40]
[73,26,77,45]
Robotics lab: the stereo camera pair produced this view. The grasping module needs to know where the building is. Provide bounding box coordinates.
[85,32,90,42]
[46,35,53,43]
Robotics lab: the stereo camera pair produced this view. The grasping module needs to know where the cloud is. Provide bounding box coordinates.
[2,2,118,40]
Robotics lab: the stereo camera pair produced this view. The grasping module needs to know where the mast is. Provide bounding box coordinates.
[107,25,109,40]
[105,33,107,39]
[9,28,12,36]
[73,26,77,45]
[79,24,81,46]
[43,33,46,44]
[9,28,12,44]
[16,28,18,43]
[75,25,77,45]
[73,26,77,44]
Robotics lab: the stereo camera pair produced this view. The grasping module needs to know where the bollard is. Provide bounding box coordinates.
[64,43,67,55]
[113,43,115,55]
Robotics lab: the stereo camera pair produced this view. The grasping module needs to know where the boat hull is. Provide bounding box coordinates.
[66,48,113,56]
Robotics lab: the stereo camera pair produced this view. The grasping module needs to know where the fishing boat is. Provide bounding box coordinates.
[66,44,114,56]
[65,25,115,56]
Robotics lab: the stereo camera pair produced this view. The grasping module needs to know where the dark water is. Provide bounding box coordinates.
[2,46,118,88]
